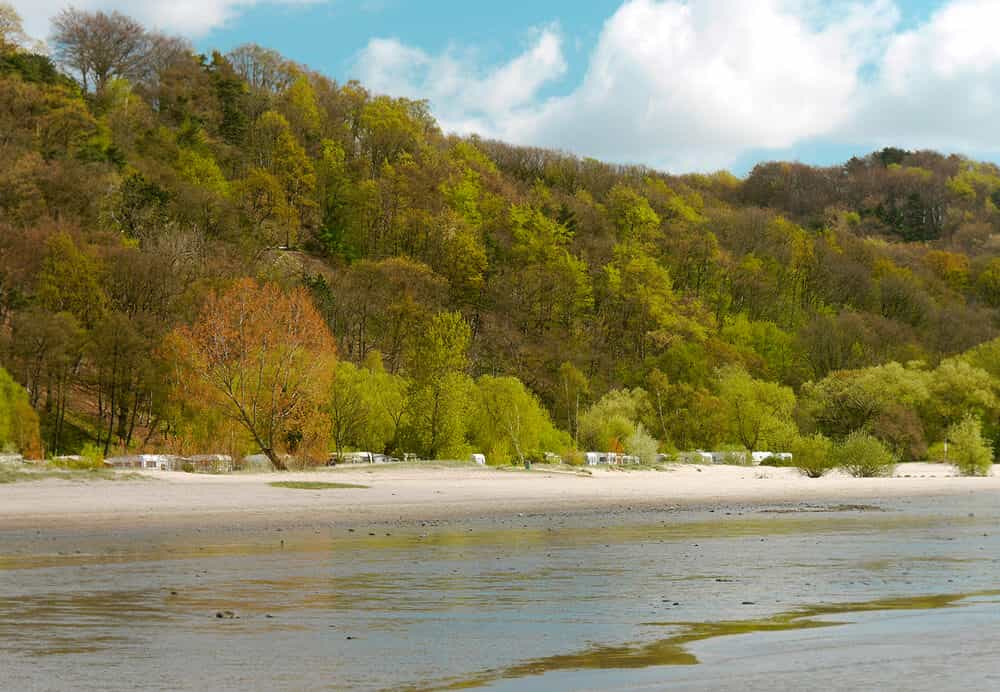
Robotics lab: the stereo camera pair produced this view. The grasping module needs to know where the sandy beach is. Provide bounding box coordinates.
[1,462,997,532]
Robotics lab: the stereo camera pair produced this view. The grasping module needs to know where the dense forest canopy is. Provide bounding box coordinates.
[1,5,999,467]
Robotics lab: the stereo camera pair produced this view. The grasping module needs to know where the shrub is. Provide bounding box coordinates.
[792,433,834,478]
[947,414,993,477]
[625,423,659,466]
[51,442,105,471]
[834,431,896,478]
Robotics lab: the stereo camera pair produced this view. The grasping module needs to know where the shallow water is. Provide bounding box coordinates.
[1,495,999,691]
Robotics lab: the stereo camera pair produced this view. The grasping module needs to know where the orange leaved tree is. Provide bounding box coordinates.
[166,279,335,470]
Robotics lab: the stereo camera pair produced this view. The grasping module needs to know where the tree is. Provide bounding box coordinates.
[248,110,317,246]
[469,375,567,464]
[35,232,107,329]
[976,258,1000,308]
[165,279,336,469]
[0,365,41,457]
[89,312,153,455]
[716,366,796,456]
[925,358,999,442]
[0,3,33,52]
[50,8,151,93]
[578,388,650,452]
[556,362,589,447]
[625,423,659,465]
[405,311,471,459]
[947,414,993,477]
[326,360,370,462]
[8,308,83,454]
[607,184,661,244]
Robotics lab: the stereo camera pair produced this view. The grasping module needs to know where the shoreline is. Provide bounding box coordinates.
[1,462,997,537]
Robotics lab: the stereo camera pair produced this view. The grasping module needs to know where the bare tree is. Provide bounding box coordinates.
[0,2,35,52]
[50,8,150,92]
[226,43,296,94]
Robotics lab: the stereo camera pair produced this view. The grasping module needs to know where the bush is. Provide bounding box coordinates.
[834,431,896,478]
[625,423,659,466]
[947,415,994,477]
[792,433,834,478]
[50,442,105,471]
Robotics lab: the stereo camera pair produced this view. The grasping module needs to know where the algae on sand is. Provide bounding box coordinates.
[421,590,1000,691]
[268,481,369,490]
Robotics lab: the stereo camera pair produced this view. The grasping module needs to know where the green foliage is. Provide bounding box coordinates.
[0,366,40,456]
[579,388,649,452]
[791,433,834,478]
[716,366,796,454]
[625,423,659,465]
[947,415,993,477]
[3,17,1000,467]
[403,312,473,459]
[50,442,105,470]
[834,431,896,478]
[468,375,568,465]
[35,232,107,328]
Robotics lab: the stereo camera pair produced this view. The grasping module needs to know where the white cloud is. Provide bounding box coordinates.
[11,0,323,39]
[355,27,568,137]
[508,0,900,170]
[356,0,900,171]
[846,0,1000,154]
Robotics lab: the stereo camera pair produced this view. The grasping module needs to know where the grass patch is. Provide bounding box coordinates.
[0,466,144,484]
[269,481,369,490]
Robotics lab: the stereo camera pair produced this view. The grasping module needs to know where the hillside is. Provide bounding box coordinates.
[1,6,999,466]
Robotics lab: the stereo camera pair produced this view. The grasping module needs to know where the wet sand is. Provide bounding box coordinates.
[1,489,998,691]
[0,462,996,534]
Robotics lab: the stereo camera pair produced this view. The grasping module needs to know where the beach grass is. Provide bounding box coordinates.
[0,466,143,484]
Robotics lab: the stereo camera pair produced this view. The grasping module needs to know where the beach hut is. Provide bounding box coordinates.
[184,454,235,473]
[241,454,272,471]
[0,453,23,466]
[105,454,182,471]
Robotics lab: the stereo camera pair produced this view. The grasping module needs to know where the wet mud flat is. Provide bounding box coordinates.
[1,493,998,691]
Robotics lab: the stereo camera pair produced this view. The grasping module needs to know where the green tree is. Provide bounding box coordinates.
[578,388,650,452]
[556,361,589,447]
[405,311,472,459]
[0,365,41,457]
[35,233,107,329]
[625,423,659,465]
[248,110,317,246]
[607,184,661,244]
[7,308,83,454]
[976,258,1000,308]
[326,360,369,462]
[469,375,567,464]
[716,366,796,456]
[947,414,993,477]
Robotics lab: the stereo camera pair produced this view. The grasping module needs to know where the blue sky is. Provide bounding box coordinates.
[15,0,1000,174]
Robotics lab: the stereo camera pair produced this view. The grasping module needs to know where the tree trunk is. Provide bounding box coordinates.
[263,447,287,471]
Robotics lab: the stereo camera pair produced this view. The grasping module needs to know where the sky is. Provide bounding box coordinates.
[12,0,1000,174]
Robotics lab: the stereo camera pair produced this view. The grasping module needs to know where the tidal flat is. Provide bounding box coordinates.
[1,493,998,691]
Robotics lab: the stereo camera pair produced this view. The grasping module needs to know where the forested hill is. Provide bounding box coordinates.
[2,7,1000,466]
